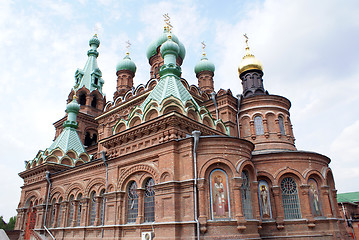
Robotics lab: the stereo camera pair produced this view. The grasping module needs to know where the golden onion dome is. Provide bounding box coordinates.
[238,35,263,75]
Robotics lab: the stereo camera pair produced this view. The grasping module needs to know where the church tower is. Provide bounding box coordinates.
[194,42,215,93]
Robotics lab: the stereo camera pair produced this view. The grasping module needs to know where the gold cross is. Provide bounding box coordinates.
[126,40,131,54]
[163,13,173,31]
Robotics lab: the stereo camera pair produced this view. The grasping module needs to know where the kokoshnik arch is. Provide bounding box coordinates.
[16,19,350,240]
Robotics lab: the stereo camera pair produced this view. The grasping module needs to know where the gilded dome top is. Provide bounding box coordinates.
[238,36,263,74]
[116,54,137,73]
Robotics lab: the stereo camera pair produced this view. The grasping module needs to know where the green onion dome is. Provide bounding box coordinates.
[146,28,185,60]
[116,54,137,73]
[160,37,180,57]
[194,55,215,75]
[66,97,80,114]
[89,34,100,48]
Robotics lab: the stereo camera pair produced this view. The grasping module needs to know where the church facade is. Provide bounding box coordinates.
[15,23,349,239]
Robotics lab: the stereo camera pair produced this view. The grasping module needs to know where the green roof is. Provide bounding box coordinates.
[337,192,359,203]
[48,127,86,156]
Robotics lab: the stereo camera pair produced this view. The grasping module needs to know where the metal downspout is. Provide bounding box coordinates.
[101,151,108,239]
[192,131,201,240]
[43,171,55,240]
[236,94,242,138]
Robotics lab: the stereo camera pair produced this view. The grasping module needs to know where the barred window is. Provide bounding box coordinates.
[67,195,74,227]
[278,116,286,135]
[76,193,82,226]
[281,177,301,219]
[89,191,96,225]
[241,171,253,219]
[254,116,264,135]
[127,182,138,223]
[99,189,105,225]
[57,197,63,227]
[50,198,56,226]
[144,178,155,222]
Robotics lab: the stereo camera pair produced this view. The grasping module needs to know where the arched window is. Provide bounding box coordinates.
[278,116,286,135]
[281,177,301,219]
[79,93,86,105]
[308,179,322,217]
[99,189,105,225]
[144,178,155,222]
[50,198,56,227]
[241,170,252,219]
[210,169,230,220]
[258,180,272,219]
[57,197,63,227]
[91,95,97,108]
[127,182,138,223]
[254,116,264,135]
[76,193,82,226]
[67,195,74,227]
[89,191,96,225]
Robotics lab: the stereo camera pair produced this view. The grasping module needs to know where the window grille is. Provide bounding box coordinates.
[76,194,82,226]
[67,195,74,227]
[241,171,253,219]
[254,116,264,135]
[144,178,155,222]
[281,177,301,219]
[57,197,63,227]
[99,189,105,225]
[278,116,286,135]
[89,191,96,225]
[127,182,138,223]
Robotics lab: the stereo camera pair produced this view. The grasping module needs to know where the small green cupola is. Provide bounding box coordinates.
[63,96,80,129]
[194,54,215,75]
[195,42,215,93]
[116,53,137,74]
[73,34,105,96]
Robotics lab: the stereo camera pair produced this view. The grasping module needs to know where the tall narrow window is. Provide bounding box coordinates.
[254,116,264,135]
[67,195,74,227]
[241,171,253,219]
[278,116,286,135]
[210,169,230,220]
[281,177,301,219]
[76,193,82,226]
[57,197,63,227]
[50,198,56,226]
[144,178,155,222]
[308,179,322,217]
[91,96,97,108]
[79,93,86,106]
[127,182,138,223]
[99,189,105,225]
[89,191,96,225]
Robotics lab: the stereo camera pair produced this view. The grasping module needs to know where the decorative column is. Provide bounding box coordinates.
[71,200,79,227]
[320,186,333,218]
[136,188,145,224]
[263,118,269,138]
[80,198,89,226]
[52,203,60,228]
[15,208,26,230]
[233,177,246,231]
[251,181,261,222]
[94,196,102,226]
[250,120,256,140]
[272,185,284,229]
[60,201,68,228]
[35,204,46,229]
[118,192,125,225]
[198,179,207,233]
[300,185,315,227]
[331,189,340,217]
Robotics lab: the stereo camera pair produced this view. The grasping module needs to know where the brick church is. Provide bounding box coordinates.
[15,20,349,239]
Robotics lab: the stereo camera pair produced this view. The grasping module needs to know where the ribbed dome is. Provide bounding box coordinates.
[238,46,263,74]
[194,55,215,75]
[66,98,80,114]
[89,34,100,48]
[146,28,185,60]
[116,54,137,73]
[160,37,180,57]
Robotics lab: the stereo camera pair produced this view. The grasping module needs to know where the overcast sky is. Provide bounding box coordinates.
[0,0,358,222]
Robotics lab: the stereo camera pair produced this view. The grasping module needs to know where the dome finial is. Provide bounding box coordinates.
[243,33,251,56]
[125,40,131,56]
[201,41,206,57]
[163,13,173,33]
[238,33,263,74]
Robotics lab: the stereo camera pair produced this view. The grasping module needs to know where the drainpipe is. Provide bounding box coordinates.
[192,130,201,240]
[43,171,55,240]
[341,203,356,240]
[236,94,242,138]
[211,92,219,120]
[101,151,108,239]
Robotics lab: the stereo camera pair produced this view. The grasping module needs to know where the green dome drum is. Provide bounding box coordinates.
[116,54,137,73]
